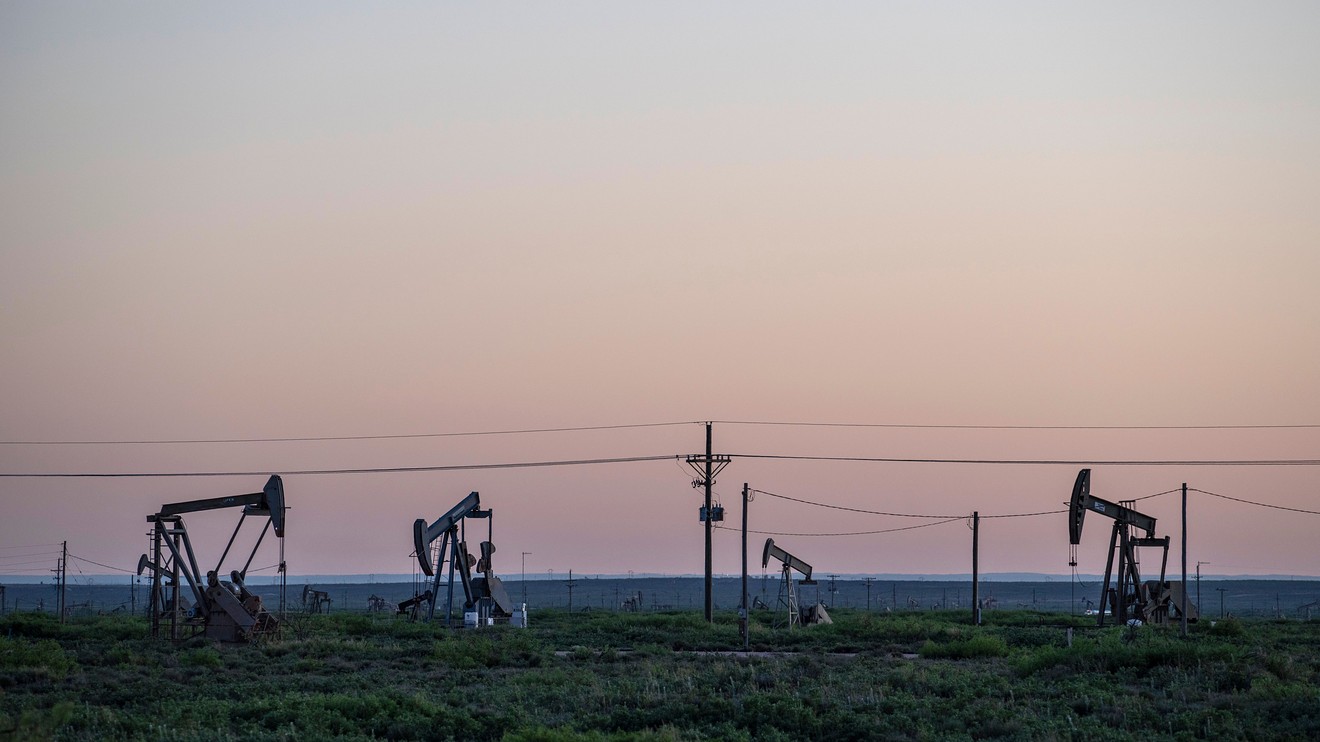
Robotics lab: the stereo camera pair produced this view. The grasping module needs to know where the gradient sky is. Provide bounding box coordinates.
[2,3,1318,582]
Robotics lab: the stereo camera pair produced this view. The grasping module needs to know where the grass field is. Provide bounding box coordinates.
[2,608,1318,740]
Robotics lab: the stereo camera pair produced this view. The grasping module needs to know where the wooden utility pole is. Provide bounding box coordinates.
[567,569,576,614]
[685,423,729,624]
[704,423,713,622]
[58,540,67,623]
[971,512,980,626]
[741,482,750,650]
[1181,482,1188,637]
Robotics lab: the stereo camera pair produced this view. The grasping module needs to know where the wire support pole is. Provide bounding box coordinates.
[685,423,730,624]
[741,482,750,650]
[971,513,980,626]
[1181,482,1189,638]
[58,540,67,623]
[704,423,713,623]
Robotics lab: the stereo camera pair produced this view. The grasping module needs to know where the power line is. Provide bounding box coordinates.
[0,454,682,478]
[751,488,963,519]
[714,420,1320,431]
[751,487,1177,521]
[8,418,1316,446]
[0,543,63,551]
[68,555,136,574]
[1189,488,1320,516]
[7,450,1318,479]
[718,517,966,538]
[1131,488,1181,501]
[0,554,61,565]
[0,421,700,446]
[731,453,1320,467]
[979,509,1066,519]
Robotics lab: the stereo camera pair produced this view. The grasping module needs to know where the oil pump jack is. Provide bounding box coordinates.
[762,538,830,628]
[413,491,517,627]
[139,475,287,641]
[1068,469,1197,627]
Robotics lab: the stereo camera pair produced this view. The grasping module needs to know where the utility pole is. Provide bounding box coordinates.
[864,577,874,612]
[972,511,980,626]
[1196,562,1208,610]
[521,552,531,607]
[1217,587,1227,619]
[828,575,838,608]
[566,570,576,614]
[741,482,750,651]
[58,541,67,623]
[1180,482,1188,638]
[686,422,730,623]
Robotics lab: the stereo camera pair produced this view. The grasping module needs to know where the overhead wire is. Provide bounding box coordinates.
[730,453,1320,466]
[8,452,1320,479]
[751,487,962,519]
[718,517,966,538]
[68,555,136,574]
[0,550,62,559]
[0,453,683,478]
[714,419,1320,430]
[1189,488,1320,516]
[0,421,701,446]
[0,558,62,569]
[752,486,1183,520]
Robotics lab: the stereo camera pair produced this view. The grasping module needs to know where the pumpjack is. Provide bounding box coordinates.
[1068,469,1197,627]
[139,475,287,641]
[762,538,831,628]
[413,491,517,626]
[301,585,332,614]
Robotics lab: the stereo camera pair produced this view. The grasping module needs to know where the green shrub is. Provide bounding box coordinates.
[179,646,223,669]
[1209,618,1245,637]
[918,634,1008,659]
[0,637,76,678]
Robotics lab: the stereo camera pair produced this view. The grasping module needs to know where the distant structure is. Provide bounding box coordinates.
[300,585,331,614]
[621,590,644,612]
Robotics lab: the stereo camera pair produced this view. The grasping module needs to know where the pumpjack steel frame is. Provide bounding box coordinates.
[140,475,287,641]
[1069,469,1195,626]
[762,538,817,629]
[413,491,515,626]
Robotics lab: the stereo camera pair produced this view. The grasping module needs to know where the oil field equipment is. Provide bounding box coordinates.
[413,491,518,627]
[396,590,432,620]
[139,475,287,641]
[761,538,830,628]
[300,585,331,614]
[1068,469,1197,627]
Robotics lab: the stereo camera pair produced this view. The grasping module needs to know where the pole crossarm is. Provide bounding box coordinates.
[684,454,731,486]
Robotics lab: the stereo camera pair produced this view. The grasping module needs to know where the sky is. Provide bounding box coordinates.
[2,2,1319,584]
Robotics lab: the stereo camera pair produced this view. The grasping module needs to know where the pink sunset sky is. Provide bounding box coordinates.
[2,3,1318,580]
